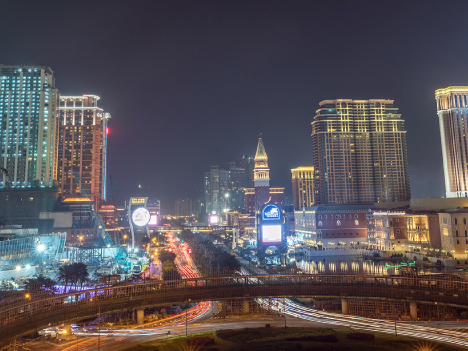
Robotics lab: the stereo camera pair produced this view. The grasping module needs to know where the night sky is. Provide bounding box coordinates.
[1,0,468,212]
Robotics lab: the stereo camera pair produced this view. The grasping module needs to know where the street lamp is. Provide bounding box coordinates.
[123,234,128,245]
[79,236,83,246]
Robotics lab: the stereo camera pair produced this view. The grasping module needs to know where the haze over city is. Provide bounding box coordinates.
[2,0,467,207]
[5,1,468,350]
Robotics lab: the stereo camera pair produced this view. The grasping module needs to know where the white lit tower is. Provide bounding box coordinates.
[0,65,59,188]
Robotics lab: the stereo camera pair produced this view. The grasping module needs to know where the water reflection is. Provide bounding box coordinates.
[295,255,441,276]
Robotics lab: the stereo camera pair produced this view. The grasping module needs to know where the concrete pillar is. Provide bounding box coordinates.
[137,309,144,325]
[243,300,250,314]
[341,299,349,315]
[410,302,417,320]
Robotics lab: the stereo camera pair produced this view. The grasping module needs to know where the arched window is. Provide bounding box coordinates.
[464,218,467,225]
[465,230,467,237]
[355,219,359,225]
[455,218,458,225]
[456,230,459,237]
[318,221,322,226]
[337,220,341,226]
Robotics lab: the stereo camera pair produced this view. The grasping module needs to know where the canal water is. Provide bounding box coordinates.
[295,254,460,277]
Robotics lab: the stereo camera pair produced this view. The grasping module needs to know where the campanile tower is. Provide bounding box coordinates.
[254,136,270,212]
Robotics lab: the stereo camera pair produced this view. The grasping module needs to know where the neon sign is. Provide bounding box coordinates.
[263,204,280,220]
[385,261,416,269]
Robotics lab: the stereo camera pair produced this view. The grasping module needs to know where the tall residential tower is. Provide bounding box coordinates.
[58,95,110,205]
[436,87,468,198]
[0,65,59,188]
[311,99,410,204]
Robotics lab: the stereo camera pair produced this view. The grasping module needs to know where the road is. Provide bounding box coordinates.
[15,234,468,350]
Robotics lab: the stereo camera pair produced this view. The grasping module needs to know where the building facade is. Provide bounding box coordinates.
[311,99,410,204]
[57,95,110,206]
[435,87,468,198]
[175,198,192,217]
[0,65,59,188]
[291,166,314,210]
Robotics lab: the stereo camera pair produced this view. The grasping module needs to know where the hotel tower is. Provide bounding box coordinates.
[311,99,410,205]
[436,87,468,198]
[0,65,59,188]
[58,95,110,205]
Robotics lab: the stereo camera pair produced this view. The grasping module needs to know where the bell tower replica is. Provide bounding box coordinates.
[254,136,270,213]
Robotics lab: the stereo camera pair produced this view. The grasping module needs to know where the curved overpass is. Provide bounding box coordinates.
[1,273,468,346]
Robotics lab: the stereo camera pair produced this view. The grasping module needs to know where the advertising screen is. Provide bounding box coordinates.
[262,204,280,220]
[148,215,158,226]
[209,214,219,225]
[132,208,151,227]
[262,225,282,243]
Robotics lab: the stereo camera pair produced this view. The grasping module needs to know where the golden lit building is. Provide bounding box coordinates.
[291,167,314,210]
[311,99,410,204]
[57,95,110,206]
[435,87,468,198]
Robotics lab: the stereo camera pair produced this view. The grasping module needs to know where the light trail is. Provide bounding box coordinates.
[239,267,468,348]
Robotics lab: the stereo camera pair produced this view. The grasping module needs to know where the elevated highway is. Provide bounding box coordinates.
[2,273,468,346]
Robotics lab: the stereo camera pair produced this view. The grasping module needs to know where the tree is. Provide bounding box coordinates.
[25,275,56,294]
[58,262,89,292]
[158,250,176,263]
[162,260,181,280]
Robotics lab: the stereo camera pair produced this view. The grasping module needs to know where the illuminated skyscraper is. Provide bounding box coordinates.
[58,95,110,205]
[311,99,410,204]
[291,166,314,210]
[0,65,59,188]
[435,87,468,198]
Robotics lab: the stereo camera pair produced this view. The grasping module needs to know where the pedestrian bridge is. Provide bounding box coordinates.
[1,273,468,346]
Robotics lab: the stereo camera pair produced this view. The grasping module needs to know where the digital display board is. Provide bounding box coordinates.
[148,215,158,226]
[262,225,282,243]
[209,214,219,225]
[132,208,151,227]
[262,204,280,220]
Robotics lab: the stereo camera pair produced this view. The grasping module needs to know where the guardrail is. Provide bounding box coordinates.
[1,273,468,346]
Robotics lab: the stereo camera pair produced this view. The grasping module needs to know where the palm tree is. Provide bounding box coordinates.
[25,275,56,294]
[58,263,89,292]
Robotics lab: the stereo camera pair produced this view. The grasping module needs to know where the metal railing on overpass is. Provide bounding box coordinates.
[1,273,468,346]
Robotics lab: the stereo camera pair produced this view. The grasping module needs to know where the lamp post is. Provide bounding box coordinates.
[186,298,191,337]
[79,236,83,246]
[123,234,128,245]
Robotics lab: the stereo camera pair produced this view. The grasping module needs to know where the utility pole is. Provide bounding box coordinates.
[283,297,287,329]
[98,306,101,351]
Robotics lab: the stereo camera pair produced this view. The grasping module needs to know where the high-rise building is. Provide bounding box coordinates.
[435,87,468,198]
[0,65,59,188]
[244,137,284,214]
[204,165,230,214]
[291,167,314,210]
[57,95,110,205]
[175,198,192,217]
[311,99,410,205]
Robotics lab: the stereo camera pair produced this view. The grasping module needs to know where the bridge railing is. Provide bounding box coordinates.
[1,273,468,346]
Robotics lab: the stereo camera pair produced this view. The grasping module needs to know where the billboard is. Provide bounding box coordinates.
[262,225,282,243]
[209,214,219,226]
[148,215,158,226]
[132,207,151,227]
[262,204,280,220]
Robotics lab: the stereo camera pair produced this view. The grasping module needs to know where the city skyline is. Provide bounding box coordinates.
[1,1,468,208]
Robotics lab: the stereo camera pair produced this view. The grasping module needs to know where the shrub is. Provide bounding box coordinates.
[186,336,215,347]
[346,332,375,341]
[286,335,337,342]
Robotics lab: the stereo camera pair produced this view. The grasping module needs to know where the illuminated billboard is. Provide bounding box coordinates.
[262,204,280,220]
[132,208,151,227]
[209,214,219,226]
[148,215,158,226]
[262,225,282,243]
